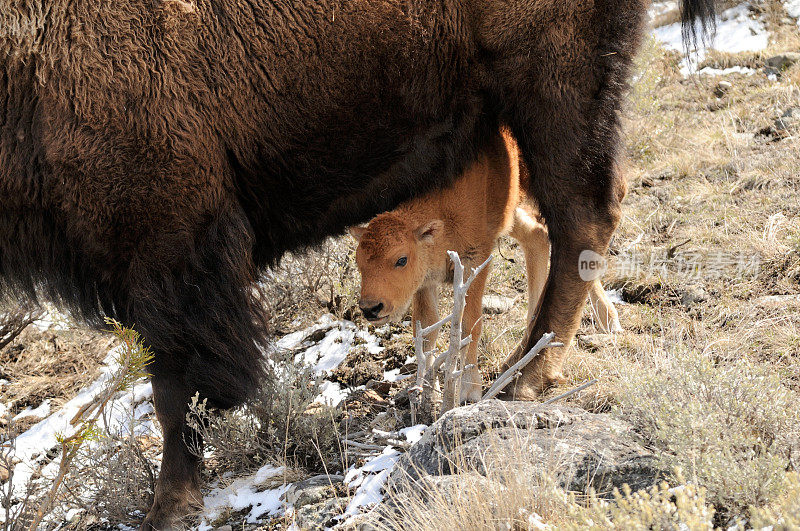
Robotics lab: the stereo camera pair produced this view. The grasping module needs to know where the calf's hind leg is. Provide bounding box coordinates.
[511,206,621,334]
[509,205,550,327]
[588,280,622,333]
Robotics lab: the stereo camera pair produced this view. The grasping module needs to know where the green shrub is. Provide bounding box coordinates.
[187,348,341,473]
[565,475,715,530]
[615,350,800,516]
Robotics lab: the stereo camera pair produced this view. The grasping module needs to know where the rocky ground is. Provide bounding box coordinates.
[1,1,799,529]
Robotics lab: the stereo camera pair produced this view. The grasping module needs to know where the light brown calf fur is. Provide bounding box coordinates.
[351,130,621,402]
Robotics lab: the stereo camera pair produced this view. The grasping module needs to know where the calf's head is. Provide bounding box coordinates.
[350,213,443,325]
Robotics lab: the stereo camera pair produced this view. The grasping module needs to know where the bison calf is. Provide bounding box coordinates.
[351,130,622,402]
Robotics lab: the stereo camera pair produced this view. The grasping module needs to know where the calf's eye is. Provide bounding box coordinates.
[395,256,408,267]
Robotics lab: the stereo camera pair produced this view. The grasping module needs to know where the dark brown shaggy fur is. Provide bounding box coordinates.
[0,0,715,527]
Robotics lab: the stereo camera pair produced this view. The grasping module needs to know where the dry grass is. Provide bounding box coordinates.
[370,434,717,531]
[264,237,360,333]
[614,348,799,518]
[187,348,342,476]
[0,309,114,438]
[371,435,573,531]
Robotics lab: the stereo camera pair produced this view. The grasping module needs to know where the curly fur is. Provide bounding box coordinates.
[0,0,716,525]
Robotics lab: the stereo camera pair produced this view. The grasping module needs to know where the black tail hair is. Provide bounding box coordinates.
[681,0,717,48]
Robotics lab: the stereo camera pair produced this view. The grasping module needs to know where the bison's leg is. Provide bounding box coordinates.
[129,209,267,528]
[460,256,490,403]
[503,115,626,399]
[141,376,202,530]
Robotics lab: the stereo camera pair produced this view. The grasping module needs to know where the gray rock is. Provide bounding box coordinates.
[389,400,658,497]
[679,284,708,308]
[713,80,732,98]
[293,497,348,530]
[283,474,344,508]
[577,333,617,351]
[482,294,516,314]
[775,108,800,134]
[766,53,800,71]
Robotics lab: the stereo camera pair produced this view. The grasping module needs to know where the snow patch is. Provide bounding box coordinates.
[342,447,401,517]
[652,3,769,75]
[399,424,426,445]
[277,315,382,376]
[315,380,349,407]
[13,400,51,421]
[696,65,757,76]
[200,464,288,529]
[605,289,625,306]
[786,0,800,21]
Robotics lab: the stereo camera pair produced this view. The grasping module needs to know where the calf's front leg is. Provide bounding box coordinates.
[460,259,490,403]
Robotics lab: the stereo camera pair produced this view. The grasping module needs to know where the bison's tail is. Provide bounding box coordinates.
[680,0,716,48]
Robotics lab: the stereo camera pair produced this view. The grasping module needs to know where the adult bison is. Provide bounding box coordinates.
[1,0,714,527]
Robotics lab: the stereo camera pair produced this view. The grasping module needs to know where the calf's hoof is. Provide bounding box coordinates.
[141,487,202,530]
[608,317,624,334]
[459,368,484,404]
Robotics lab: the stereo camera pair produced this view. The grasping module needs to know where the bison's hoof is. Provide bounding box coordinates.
[500,373,566,401]
[141,489,202,530]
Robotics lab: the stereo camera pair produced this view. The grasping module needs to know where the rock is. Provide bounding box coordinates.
[577,333,617,351]
[679,284,708,308]
[283,474,348,529]
[713,80,732,98]
[774,108,800,135]
[293,497,348,530]
[482,294,516,314]
[365,379,392,395]
[766,53,800,71]
[0,455,21,483]
[283,474,344,508]
[216,526,232,531]
[389,400,658,497]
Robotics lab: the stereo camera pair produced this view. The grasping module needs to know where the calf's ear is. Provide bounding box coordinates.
[349,225,368,242]
[415,220,444,243]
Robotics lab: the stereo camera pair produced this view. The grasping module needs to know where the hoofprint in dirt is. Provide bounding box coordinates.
[0,313,425,529]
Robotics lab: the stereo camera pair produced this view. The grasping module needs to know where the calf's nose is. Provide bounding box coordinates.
[359,300,384,320]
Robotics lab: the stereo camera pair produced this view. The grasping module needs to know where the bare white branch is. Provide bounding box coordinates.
[411,251,494,420]
[541,379,598,405]
[421,313,454,337]
[482,332,560,401]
